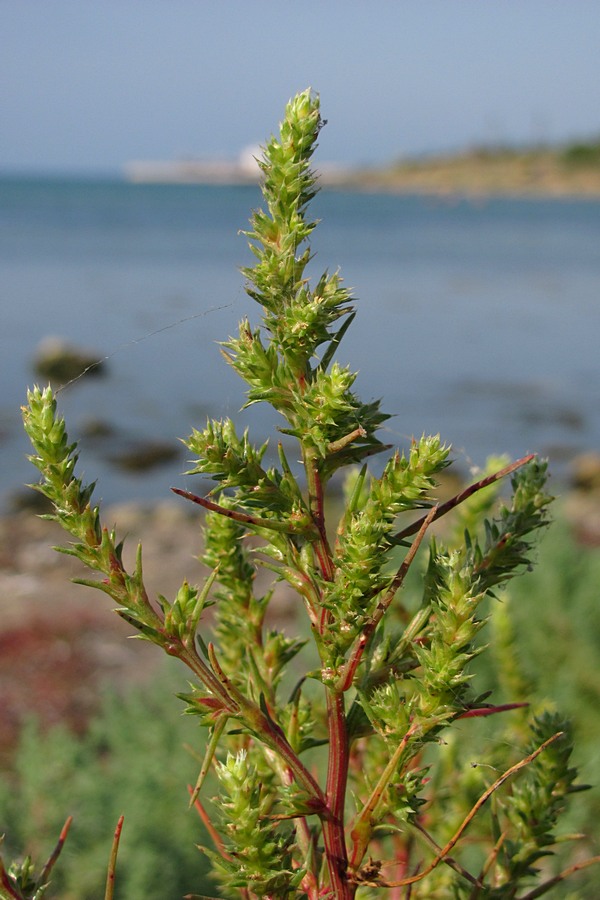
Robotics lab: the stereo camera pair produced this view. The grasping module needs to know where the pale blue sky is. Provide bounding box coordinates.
[2,1,600,174]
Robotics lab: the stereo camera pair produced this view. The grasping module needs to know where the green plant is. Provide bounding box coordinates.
[17,90,599,898]
[483,513,600,844]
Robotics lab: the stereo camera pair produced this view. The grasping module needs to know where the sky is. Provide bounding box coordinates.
[2,1,600,174]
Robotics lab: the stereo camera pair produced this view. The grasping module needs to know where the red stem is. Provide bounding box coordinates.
[0,866,22,900]
[40,815,73,885]
[393,454,535,543]
[322,690,353,898]
[171,487,316,535]
[188,788,232,861]
[104,815,124,900]
[302,450,354,894]
[457,701,529,719]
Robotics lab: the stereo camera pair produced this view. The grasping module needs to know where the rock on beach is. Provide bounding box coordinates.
[32,335,106,384]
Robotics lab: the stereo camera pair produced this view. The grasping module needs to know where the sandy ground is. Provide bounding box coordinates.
[0,502,214,753]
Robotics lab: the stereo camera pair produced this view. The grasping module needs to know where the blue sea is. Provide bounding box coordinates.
[2,177,600,513]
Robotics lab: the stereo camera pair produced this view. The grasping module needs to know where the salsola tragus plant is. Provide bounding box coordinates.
[18,90,599,898]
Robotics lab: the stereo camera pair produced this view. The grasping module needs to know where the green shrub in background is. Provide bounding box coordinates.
[491,513,600,830]
[0,661,216,899]
[12,90,600,897]
[561,139,600,168]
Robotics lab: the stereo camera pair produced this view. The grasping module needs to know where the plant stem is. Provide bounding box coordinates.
[520,855,600,900]
[303,449,335,595]
[171,487,316,536]
[104,815,124,900]
[0,866,21,900]
[322,689,352,897]
[302,443,353,894]
[40,816,73,886]
[349,724,416,872]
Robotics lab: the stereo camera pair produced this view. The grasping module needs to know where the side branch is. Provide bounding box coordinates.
[104,815,124,900]
[354,732,563,889]
[171,487,316,535]
[40,815,73,886]
[392,454,535,544]
[520,855,600,899]
[207,643,328,812]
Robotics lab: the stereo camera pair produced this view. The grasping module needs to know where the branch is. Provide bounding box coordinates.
[104,815,124,900]
[207,643,328,813]
[188,788,232,863]
[469,832,507,898]
[349,724,419,870]
[327,426,366,454]
[392,455,535,544]
[40,815,73,887]
[354,731,563,888]
[519,855,600,899]
[457,702,529,719]
[0,864,22,900]
[188,716,229,808]
[410,820,480,888]
[172,487,316,535]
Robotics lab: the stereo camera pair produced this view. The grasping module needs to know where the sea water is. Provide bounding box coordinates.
[2,177,599,511]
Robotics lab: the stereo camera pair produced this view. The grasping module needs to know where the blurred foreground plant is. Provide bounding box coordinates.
[17,90,599,898]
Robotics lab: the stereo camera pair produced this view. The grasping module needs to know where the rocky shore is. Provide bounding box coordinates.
[0,500,296,757]
[0,502,202,756]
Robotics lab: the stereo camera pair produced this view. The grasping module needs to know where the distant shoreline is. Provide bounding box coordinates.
[123,143,600,199]
[342,149,600,199]
[3,159,600,201]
